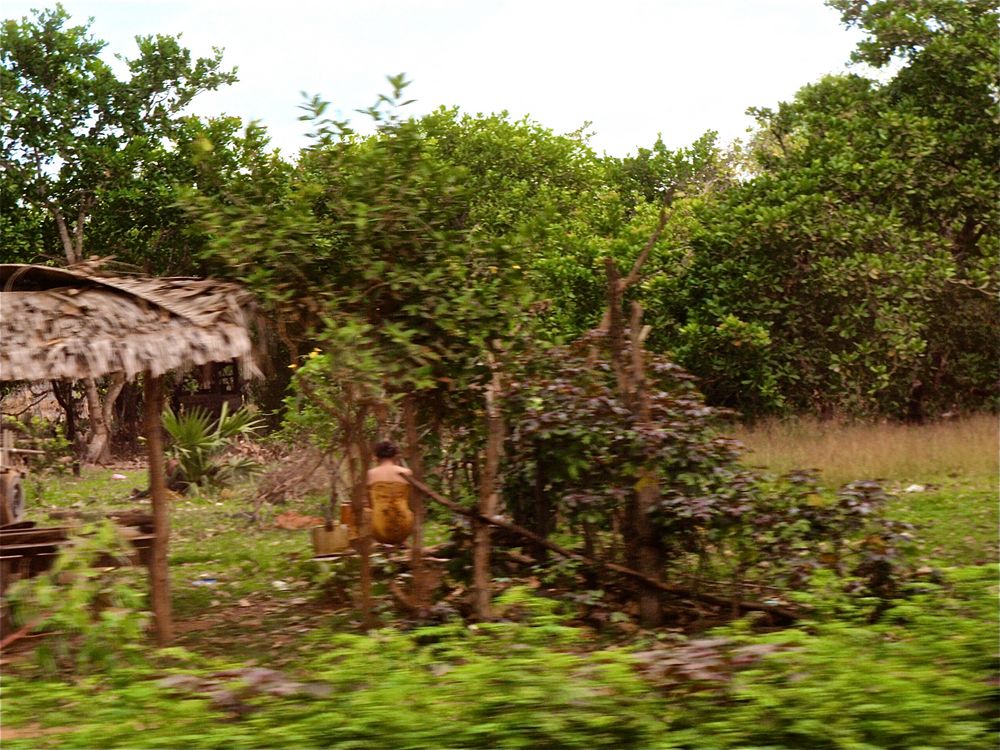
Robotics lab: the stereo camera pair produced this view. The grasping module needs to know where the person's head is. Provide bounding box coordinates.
[374,441,399,461]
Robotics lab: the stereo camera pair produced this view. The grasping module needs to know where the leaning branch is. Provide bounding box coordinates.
[593,186,676,337]
[619,188,673,291]
[404,476,799,621]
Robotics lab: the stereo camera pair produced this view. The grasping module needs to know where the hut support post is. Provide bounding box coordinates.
[144,374,174,645]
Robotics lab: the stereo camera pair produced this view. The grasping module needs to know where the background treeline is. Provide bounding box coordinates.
[3,0,997,422]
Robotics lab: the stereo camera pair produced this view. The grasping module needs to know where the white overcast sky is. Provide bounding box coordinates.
[4,0,865,157]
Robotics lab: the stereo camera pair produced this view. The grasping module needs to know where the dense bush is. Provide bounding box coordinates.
[667,565,999,749]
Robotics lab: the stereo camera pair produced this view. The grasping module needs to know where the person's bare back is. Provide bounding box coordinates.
[366,462,412,485]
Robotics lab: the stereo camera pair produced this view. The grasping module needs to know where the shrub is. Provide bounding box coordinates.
[162,403,263,490]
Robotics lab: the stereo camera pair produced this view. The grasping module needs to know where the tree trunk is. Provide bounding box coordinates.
[628,303,663,627]
[144,375,174,646]
[113,380,141,455]
[473,366,504,620]
[51,205,80,266]
[50,380,81,475]
[402,396,428,605]
[633,469,664,626]
[83,374,125,464]
[49,197,92,266]
[605,260,665,627]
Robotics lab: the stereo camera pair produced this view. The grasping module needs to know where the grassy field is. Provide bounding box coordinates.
[21,468,332,663]
[734,414,999,566]
[732,413,997,486]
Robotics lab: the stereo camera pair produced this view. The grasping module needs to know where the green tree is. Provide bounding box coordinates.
[1,5,238,461]
[649,0,998,418]
[1,4,236,266]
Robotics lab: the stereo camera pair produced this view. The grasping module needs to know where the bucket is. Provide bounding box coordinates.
[311,524,350,555]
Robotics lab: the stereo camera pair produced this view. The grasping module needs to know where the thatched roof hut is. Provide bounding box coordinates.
[0,263,261,646]
[1,264,258,382]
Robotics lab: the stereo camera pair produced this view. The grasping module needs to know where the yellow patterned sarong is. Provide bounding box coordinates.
[367,481,414,544]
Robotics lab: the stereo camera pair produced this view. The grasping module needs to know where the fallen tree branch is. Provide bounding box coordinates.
[404,476,799,621]
[0,614,51,650]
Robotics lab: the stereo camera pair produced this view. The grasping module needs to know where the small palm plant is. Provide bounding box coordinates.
[161,403,263,490]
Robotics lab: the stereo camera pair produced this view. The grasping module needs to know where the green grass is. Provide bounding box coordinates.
[888,481,998,566]
[24,466,149,512]
[21,467,333,660]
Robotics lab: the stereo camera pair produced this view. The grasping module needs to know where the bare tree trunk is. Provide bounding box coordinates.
[101,373,125,458]
[633,470,663,626]
[48,196,93,266]
[473,365,504,620]
[604,260,664,627]
[402,396,427,606]
[144,375,174,646]
[51,205,79,266]
[83,379,107,463]
[628,302,663,627]
[83,374,126,464]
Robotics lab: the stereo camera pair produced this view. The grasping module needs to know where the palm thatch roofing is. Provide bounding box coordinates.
[1,264,260,382]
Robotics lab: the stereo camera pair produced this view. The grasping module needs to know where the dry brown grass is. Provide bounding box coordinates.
[731,413,999,487]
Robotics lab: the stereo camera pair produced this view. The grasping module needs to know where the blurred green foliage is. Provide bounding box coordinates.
[2,569,996,749]
[5,522,149,674]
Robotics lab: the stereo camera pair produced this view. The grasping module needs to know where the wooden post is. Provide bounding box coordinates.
[143,374,173,645]
[345,414,374,629]
[472,364,504,620]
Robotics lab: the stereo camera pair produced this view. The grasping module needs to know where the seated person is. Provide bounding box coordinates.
[365,441,414,544]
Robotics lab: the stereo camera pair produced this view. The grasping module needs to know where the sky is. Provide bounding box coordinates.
[4,0,866,157]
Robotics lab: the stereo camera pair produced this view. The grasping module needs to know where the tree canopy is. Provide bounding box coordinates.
[2,0,996,421]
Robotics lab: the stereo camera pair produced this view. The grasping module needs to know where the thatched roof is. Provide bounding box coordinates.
[1,264,260,382]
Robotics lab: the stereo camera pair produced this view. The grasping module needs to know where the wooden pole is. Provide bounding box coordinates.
[357,508,375,630]
[143,374,173,645]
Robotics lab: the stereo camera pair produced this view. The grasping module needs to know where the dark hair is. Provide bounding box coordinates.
[374,441,399,460]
